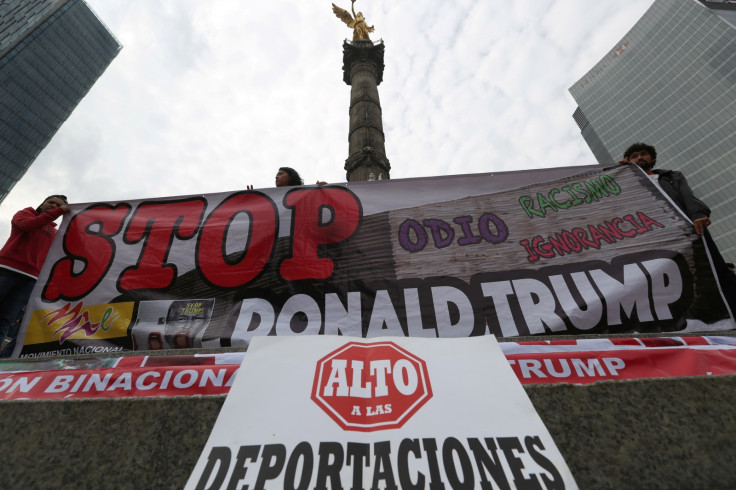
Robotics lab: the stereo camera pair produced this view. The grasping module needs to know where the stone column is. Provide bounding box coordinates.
[342,40,391,182]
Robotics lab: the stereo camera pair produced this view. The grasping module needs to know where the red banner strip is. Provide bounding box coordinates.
[0,364,238,400]
[2,337,735,399]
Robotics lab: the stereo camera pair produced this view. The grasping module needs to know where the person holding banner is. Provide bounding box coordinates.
[620,143,736,315]
[275,167,304,187]
[622,143,711,235]
[0,195,69,357]
[247,167,326,190]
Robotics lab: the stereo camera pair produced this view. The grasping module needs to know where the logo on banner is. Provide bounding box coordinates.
[25,301,134,345]
[311,341,432,431]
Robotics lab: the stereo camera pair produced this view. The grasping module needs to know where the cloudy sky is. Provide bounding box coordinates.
[0,0,653,243]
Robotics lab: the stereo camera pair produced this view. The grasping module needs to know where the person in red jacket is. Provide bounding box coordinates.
[0,195,69,357]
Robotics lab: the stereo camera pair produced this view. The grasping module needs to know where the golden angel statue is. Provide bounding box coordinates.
[332,0,375,41]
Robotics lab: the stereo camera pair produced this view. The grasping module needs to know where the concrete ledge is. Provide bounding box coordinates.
[1,396,223,490]
[527,376,736,489]
[1,376,734,489]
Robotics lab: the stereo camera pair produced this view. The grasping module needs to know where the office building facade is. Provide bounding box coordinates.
[0,0,120,203]
[569,0,736,258]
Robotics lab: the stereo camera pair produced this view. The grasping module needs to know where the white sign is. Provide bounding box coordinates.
[185,335,577,489]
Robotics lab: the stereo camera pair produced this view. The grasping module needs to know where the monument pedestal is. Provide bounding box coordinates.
[2,340,735,488]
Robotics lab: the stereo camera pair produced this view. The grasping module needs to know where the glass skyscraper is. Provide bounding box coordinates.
[569,0,736,258]
[0,0,120,203]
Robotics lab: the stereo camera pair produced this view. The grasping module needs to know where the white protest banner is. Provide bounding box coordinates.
[13,164,735,358]
[185,335,577,489]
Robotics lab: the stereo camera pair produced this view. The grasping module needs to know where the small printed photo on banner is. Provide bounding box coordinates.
[131,299,215,350]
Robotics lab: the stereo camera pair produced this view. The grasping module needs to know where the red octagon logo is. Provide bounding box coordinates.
[311,341,433,432]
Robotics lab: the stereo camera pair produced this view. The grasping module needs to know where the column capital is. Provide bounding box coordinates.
[342,40,385,85]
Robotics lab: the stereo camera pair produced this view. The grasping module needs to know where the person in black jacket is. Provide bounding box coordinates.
[620,142,736,316]
[621,143,711,234]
